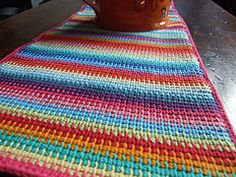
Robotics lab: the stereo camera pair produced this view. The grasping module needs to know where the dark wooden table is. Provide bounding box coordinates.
[0,1,235,175]
[174,0,236,131]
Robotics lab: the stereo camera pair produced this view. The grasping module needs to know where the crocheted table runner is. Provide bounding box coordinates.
[0,2,235,177]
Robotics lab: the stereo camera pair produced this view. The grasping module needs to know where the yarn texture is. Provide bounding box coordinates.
[0,3,235,177]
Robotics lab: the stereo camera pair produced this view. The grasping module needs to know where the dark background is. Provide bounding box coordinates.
[212,0,235,16]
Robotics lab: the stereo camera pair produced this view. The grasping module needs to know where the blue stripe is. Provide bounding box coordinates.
[17,48,204,77]
[52,30,192,46]
[0,131,211,177]
[57,24,189,40]
[0,63,216,109]
[0,95,228,140]
[25,43,200,71]
[61,22,188,38]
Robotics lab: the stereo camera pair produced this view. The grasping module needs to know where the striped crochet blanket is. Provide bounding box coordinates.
[0,2,235,177]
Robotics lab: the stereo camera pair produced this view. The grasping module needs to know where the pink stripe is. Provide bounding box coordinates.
[170,2,236,144]
[0,81,225,127]
[0,154,102,177]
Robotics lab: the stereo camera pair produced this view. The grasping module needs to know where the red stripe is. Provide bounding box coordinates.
[0,80,224,126]
[39,34,194,55]
[0,112,235,165]
[9,56,206,87]
[55,28,189,45]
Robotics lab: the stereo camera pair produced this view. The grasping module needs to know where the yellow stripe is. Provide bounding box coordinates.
[4,62,210,92]
[0,146,141,177]
[1,121,235,172]
[34,41,196,62]
[1,145,234,177]
[46,32,190,49]
[1,106,236,151]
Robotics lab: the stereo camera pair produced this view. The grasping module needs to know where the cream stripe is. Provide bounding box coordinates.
[1,105,235,151]
[0,146,138,177]
[3,63,210,93]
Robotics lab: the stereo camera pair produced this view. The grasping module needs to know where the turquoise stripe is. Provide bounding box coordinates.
[0,95,229,141]
[0,131,217,177]
[57,24,189,40]
[52,30,192,47]
[0,63,216,108]
[26,43,199,70]
[61,22,188,39]
[77,6,95,16]
[17,48,204,77]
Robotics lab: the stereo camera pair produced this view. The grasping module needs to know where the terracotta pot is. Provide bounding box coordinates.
[81,0,172,32]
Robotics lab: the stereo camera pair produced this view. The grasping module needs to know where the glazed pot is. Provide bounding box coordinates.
[81,0,172,32]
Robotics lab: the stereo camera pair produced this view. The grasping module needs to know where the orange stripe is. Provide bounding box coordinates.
[0,119,235,175]
[40,33,194,55]
[8,56,207,87]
